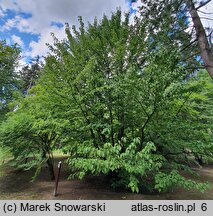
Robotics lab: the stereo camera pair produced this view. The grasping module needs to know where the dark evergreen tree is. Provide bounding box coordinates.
[20,56,43,94]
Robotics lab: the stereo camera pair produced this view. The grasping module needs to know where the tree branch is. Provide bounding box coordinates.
[175,92,192,117]
[188,0,213,79]
[200,17,213,21]
[195,0,211,10]
[140,105,157,147]
[198,9,213,15]
[180,38,198,52]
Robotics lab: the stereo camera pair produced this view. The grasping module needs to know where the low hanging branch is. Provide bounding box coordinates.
[187,0,213,79]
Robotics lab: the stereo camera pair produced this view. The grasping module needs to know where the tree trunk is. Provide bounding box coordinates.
[46,156,55,180]
[42,151,55,180]
[188,0,213,79]
[118,111,125,141]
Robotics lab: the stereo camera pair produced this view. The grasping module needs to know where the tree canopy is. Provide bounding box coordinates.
[39,10,212,192]
[0,6,212,193]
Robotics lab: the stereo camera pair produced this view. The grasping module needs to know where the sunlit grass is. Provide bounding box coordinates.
[53,149,69,159]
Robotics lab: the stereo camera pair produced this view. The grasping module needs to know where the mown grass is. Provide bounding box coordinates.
[53,149,68,158]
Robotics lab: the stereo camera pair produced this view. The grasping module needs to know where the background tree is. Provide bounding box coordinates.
[185,70,213,164]
[0,84,68,180]
[19,56,43,94]
[0,40,20,121]
[135,0,213,78]
[187,0,213,79]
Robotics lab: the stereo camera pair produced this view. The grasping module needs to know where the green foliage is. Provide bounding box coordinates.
[0,40,21,121]
[155,170,209,193]
[41,10,212,192]
[0,146,11,165]
[0,8,212,193]
[137,0,199,69]
[0,84,68,180]
[68,140,165,192]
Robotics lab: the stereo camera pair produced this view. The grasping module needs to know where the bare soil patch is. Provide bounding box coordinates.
[0,158,212,200]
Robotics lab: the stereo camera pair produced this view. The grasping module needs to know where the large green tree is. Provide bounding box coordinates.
[41,10,212,192]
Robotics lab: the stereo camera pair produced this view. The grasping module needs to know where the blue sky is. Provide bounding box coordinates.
[0,0,212,66]
[0,0,131,65]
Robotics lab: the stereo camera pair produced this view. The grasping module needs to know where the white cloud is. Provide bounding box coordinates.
[0,0,129,59]
[15,57,27,72]
[0,0,19,11]
[1,16,18,31]
[198,1,213,30]
[0,0,129,25]
[0,7,5,17]
[26,26,66,57]
[11,35,24,47]
[1,15,38,34]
